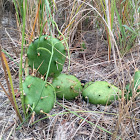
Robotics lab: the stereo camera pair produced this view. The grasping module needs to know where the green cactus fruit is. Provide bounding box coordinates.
[52,74,83,100]
[82,81,122,105]
[27,35,66,77]
[23,76,55,114]
[133,70,140,92]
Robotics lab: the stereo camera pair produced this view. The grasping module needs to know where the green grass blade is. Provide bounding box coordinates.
[114,2,126,48]
[12,0,21,25]
[57,101,122,139]
[111,0,115,30]
[19,0,27,117]
[122,25,138,35]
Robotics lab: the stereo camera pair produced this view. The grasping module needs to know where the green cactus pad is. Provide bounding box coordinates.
[27,35,66,77]
[124,84,132,100]
[52,74,83,100]
[23,76,55,114]
[125,70,140,100]
[84,81,93,88]
[82,81,122,105]
[134,70,140,92]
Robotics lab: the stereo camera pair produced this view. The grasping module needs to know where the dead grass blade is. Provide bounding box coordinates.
[0,45,22,122]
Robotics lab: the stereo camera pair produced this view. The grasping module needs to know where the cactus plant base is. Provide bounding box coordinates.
[23,76,55,114]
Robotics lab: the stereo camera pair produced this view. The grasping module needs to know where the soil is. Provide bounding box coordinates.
[0,7,140,140]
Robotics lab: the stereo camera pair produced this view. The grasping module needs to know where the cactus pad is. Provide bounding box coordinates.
[125,70,140,100]
[27,35,66,77]
[23,76,55,114]
[82,81,122,105]
[134,70,140,92]
[125,84,132,100]
[52,74,83,100]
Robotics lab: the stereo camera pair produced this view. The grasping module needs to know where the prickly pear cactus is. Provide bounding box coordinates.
[125,69,140,100]
[83,81,93,88]
[125,84,132,100]
[82,81,122,105]
[27,35,66,77]
[133,69,140,92]
[23,76,55,114]
[52,74,83,100]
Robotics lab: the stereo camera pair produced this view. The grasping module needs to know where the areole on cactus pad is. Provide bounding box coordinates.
[27,35,66,77]
[52,74,83,100]
[23,76,55,114]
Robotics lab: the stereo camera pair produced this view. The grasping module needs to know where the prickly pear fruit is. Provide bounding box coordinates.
[52,74,83,100]
[23,76,55,114]
[27,35,66,77]
[82,81,122,105]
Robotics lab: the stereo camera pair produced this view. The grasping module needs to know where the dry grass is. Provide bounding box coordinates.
[0,0,140,140]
